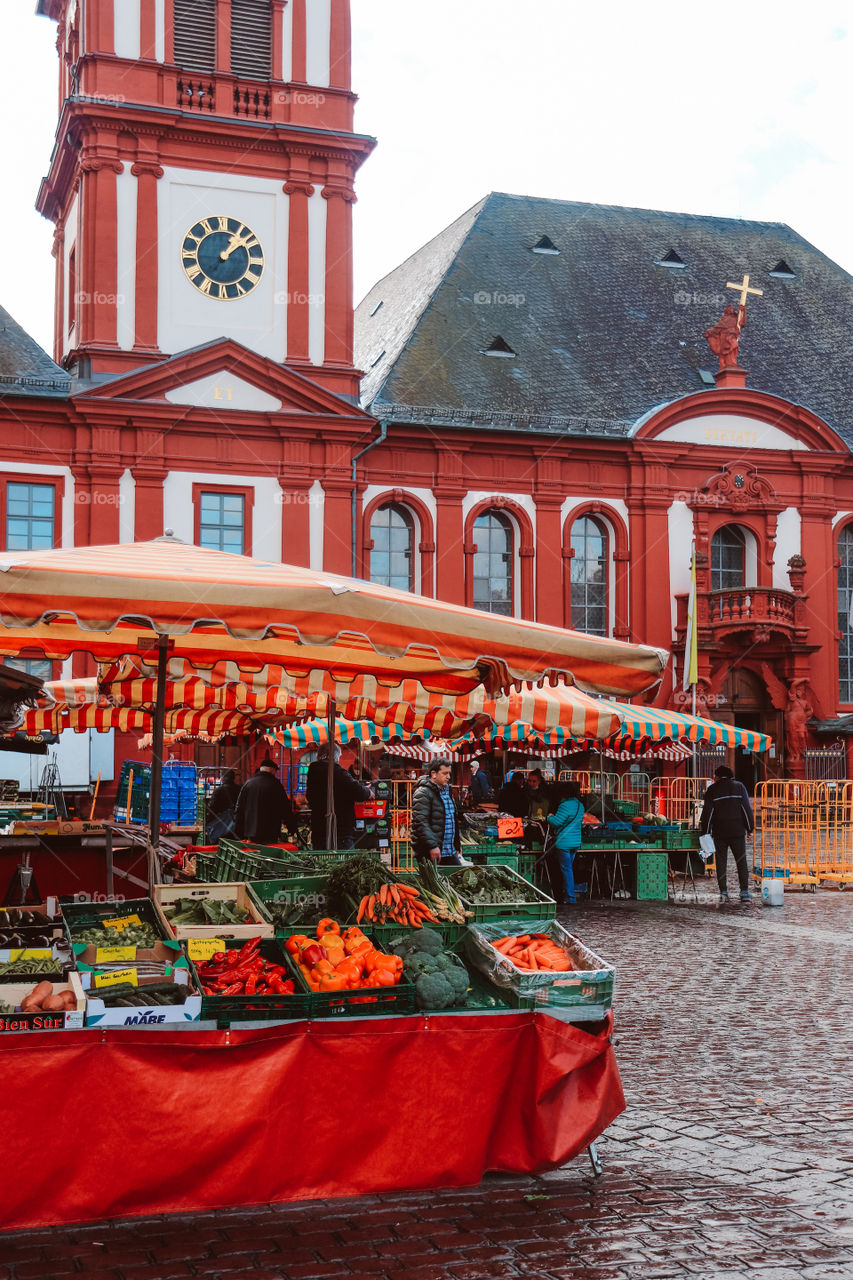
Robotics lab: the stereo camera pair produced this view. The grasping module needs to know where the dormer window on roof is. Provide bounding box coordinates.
[532,235,560,255]
[655,250,686,269]
[769,259,796,279]
[481,337,516,358]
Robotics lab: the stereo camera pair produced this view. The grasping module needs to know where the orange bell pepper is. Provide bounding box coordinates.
[319,973,347,991]
[316,918,341,937]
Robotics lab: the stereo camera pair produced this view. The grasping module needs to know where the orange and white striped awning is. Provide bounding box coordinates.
[0,538,667,697]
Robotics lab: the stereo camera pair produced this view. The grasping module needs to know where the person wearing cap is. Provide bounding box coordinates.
[700,765,755,903]
[234,755,295,844]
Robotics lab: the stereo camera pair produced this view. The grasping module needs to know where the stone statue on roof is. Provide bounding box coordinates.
[704,304,742,370]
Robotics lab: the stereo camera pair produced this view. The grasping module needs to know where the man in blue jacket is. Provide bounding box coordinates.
[700,765,755,903]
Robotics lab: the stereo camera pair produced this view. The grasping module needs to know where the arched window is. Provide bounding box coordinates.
[472,512,513,615]
[369,504,414,592]
[570,516,608,636]
[710,525,746,591]
[838,526,853,702]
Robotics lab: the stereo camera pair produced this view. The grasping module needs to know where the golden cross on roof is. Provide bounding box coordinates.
[726,273,763,311]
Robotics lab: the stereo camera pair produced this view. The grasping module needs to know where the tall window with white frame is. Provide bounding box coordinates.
[472,512,513,616]
[369,504,413,592]
[5,482,55,551]
[570,516,608,636]
[838,526,853,702]
[710,525,746,591]
[198,492,245,554]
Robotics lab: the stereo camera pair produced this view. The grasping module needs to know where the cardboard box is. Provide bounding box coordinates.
[72,938,185,970]
[81,966,202,1027]
[0,971,85,1032]
[153,882,273,940]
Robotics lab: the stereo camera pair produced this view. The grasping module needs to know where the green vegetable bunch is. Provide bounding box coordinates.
[447,865,541,904]
[0,958,62,978]
[163,898,251,926]
[73,922,160,946]
[326,854,388,918]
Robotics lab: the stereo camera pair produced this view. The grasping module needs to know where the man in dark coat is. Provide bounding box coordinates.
[306,744,370,849]
[412,759,463,864]
[700,765,755,903]
[498,771,528,818]
[234,756,295,844]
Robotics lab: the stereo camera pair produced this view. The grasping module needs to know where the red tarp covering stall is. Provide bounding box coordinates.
[0,1011,622,1231]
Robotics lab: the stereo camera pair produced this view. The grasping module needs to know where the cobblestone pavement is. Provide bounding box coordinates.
[3,881,853,1280]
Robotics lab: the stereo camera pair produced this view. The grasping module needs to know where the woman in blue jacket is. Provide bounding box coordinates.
[547,780,586,903]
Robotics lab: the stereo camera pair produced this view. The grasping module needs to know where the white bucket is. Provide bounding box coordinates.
[762,878,784,907]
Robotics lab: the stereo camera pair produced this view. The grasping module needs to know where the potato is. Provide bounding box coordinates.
[29,981,53,1007]
[42,994,66,1012]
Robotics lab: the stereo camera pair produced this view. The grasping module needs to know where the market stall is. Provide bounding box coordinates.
[0,851,623,1231]
[0,538,662,1228]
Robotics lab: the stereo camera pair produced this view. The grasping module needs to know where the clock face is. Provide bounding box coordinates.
[181,216,265,300]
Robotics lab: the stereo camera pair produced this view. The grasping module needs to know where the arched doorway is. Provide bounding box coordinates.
[717,667,779,791]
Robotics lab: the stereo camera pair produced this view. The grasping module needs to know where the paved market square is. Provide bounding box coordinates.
[2,885,851,1280]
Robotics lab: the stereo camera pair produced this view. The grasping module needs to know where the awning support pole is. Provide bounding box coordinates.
[325,698,338,850]
[143,634,171,893]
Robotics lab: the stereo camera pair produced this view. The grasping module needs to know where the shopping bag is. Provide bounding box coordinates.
[698,832,716,860]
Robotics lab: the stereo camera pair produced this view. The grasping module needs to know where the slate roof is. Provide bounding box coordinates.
[0,303,70,398]
[355,192,853,445]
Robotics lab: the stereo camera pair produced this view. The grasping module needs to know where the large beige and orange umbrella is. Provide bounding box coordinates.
[0,537,666,696]
[0,537,667,855]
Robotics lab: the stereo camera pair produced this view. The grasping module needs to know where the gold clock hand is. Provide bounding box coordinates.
[219,233,251,262]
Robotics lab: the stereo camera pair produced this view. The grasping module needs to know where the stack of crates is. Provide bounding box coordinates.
[115,760,198,825]
[115,760,151,823]
[161,762,198,825]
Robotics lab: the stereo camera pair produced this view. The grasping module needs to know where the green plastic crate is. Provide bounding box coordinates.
[636,849,669,900]
[191,937,312,1026]
[463,919,614,1015]
[59,896,171,941]
[442,865,556,922]
[249,876,331,931]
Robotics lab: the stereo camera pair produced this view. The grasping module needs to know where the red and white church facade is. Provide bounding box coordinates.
[2,0,853,795]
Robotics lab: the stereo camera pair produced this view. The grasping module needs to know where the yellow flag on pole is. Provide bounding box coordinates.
[683,548,698,691]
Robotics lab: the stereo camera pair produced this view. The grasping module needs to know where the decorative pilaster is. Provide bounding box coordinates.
[322,174,356,367]
[283,175,314,361]
[131,158,164,353]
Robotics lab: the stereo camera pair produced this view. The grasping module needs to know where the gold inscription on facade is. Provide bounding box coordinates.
[213,387,234,401]
[704,427,757,445]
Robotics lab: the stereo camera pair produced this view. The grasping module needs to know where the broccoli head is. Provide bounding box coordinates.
[409,927,444,956]
[434,953,455,971]
[444,965,470,999]
[415,971,455,1010]
[404,953,439,978]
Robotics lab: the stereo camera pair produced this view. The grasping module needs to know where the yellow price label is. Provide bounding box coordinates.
[187,938,226,961]
[95,967,138,989]
[95,945,136,963]
[9,948,52,961]
[102,914,142,931]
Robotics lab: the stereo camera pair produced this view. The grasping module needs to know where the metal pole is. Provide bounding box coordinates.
[147,636,169,892]
[325,698,338,850]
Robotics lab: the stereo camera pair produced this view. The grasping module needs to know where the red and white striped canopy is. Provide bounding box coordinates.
[0,538,667,697]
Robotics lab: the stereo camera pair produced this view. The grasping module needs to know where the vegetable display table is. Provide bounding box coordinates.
[0,1010,623,1231]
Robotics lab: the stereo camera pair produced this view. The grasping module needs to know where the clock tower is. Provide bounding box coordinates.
[36,0,374,399]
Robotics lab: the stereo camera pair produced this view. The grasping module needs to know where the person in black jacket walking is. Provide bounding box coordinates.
[700,765,755,903]
[234,757,295,845]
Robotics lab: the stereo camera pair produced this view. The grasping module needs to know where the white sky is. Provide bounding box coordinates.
[2,0,853,356]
